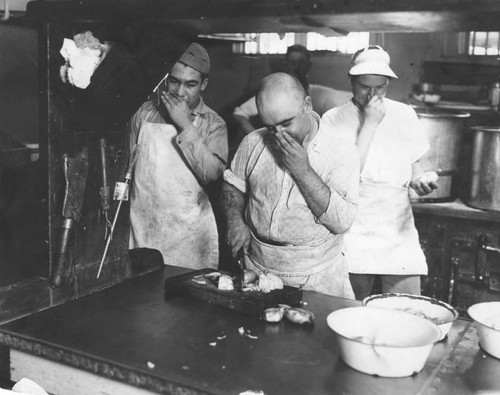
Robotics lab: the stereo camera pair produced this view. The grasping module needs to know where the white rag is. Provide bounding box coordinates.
[60,38,103,89]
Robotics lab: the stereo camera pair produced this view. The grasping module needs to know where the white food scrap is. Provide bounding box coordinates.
[242,283,260,292]
[258,274,284,293]
[263,307,285,323]
[192,278,207,285]
[238,327,245,335]
[218,275,234,291]
[147,361,155,369]
[204,271,222,280]
[244,332,259,340]
[284,307,315,325]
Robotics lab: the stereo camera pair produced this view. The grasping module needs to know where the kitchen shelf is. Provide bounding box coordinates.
[412,199,500,223]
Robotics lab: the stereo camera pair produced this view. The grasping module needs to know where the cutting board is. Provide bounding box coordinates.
[164,269,302,316]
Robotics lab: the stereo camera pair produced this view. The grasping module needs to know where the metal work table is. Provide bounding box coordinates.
[412,199,500,223]
[0,265,498,395]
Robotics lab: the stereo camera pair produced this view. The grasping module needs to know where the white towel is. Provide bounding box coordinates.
[60,38,103,89]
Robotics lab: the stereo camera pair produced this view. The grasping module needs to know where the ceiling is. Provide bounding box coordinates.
[19,0,500,33]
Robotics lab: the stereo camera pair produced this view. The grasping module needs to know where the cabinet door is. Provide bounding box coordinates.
[415,216,447,300]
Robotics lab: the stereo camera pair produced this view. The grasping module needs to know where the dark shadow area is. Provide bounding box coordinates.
[0,135,47,286]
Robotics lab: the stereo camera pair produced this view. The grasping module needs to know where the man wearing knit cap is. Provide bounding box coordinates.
[322,45,438,299]
[129,42,228,270]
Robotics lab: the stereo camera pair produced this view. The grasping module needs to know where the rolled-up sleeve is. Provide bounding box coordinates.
[177,117,228,185]
[223,134,252,193]
[129,105,144,149]
[315,141,360,234]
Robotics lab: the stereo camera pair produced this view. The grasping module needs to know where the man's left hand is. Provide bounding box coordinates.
[410,171,439,196]
[161,91,193,131]
[273,131,310,177]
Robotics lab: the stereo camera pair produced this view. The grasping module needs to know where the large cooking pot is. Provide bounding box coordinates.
[409,108,471,202]
[467,126,500,211]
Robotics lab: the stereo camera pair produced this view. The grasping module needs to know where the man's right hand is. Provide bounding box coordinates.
[226,219,251,258]
[362,95,386,126]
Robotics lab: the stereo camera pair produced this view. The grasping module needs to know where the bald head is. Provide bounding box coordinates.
[256,72,306,113]
[255,72,313,143]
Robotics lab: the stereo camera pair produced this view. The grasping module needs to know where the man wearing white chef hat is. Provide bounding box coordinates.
[129,42,228,269]
[322,45,438,300]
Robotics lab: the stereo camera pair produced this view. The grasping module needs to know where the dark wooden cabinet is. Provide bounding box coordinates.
[414,201,500,316]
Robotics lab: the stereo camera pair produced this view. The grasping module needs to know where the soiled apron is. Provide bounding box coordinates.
[129,121,218,269]
[346,180,427,275]
[245,232,354,298]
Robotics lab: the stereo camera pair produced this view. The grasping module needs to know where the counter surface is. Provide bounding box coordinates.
[0,266,499,395]
[412,198,500,223]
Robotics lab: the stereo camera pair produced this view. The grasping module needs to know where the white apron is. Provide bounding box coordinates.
[129,121,218,269]
[245,231,354,298]
[346,180,427,275]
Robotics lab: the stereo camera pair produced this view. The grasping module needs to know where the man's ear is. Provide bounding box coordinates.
[303,96,313,113]
[201,78,208,91]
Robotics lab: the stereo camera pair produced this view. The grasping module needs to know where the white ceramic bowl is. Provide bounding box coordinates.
[468,302,500,359]
[362,293,458,341]
[327,306,441,377]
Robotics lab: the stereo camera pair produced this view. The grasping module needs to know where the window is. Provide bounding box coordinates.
[229,32,369,55]
[465,31,500,56]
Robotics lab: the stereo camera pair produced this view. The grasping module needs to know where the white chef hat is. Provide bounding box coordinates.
[348,45,398,79]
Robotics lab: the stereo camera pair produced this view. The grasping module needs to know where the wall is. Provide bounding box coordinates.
[0,30,472,151]
[201,32,444,152]
[0,24,38,145]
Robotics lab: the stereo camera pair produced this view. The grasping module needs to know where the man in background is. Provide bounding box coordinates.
[322,45,438,299]
[232,44,352,135]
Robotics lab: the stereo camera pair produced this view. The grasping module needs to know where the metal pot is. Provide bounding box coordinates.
[467,126,500,211]
[410,109,471,202]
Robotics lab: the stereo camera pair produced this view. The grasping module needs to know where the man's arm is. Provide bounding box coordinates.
[233,96,259,135]
[355,96,386,172]
[221,181,251,257]
[161,91,228,185]
[274,131,358,233]
[410,160,439,196]
[176,119,228,185]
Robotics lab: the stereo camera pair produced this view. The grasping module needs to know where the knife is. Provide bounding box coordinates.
[237,250,246,284]
[50,147,89,288]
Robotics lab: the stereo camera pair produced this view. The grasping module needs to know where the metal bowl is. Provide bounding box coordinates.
[362,293,458,341]
[468,302,500,359]
[327,306,441,377]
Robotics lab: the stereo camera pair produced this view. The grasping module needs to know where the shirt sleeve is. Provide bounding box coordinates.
[233,96,258,119]
[129,106,144,150]
[315,139,360,234]
[223,134,253,193]
[407,107,430,163]
[176,116,228,186]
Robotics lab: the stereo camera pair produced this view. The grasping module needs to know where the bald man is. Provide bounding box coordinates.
[221,72,358,298]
